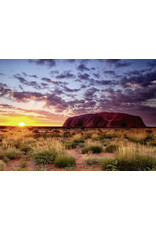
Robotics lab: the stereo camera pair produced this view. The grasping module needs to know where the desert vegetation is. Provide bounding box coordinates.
[0,126,155,171]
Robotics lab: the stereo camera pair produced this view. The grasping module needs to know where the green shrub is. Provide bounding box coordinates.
[85,157,100,165]
[65,139,85,150]
[82,145,103,154]
[4,148,22,160]
[101,154,156,171]
[73,139,84,144]
[65,141,77,149]
[54,156,76,168]
[105,144,118,153]
[101,158,118,171]
[33,150,56,164]
[116,155,156,171]
[20,144,32,153]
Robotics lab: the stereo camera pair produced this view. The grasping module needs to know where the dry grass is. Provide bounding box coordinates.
[0,126,156,171]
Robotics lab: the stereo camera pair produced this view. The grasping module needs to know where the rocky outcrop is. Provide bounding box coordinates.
[63,112,146,128]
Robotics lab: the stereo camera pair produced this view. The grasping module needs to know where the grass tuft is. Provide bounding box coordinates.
[54,155,76,168]
[105,144,118,153]
[82,145,103,154]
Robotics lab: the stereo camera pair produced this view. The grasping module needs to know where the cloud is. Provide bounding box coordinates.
[41,77,54,83]
[78,73,90,81]
[104,70,116,76]
[106,59,131,68]
[12,91,44,102]
[0,83,11,97]
[29,59,56,67]
[84,87,99,99]
[55,71,75,79]
[62,86,80,93]
[77,64,90,72]
[15,76,42,89]
[120,70,156,88]
[0,104,13,109]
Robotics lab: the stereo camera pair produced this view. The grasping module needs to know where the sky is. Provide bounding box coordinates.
[0,59,156,126]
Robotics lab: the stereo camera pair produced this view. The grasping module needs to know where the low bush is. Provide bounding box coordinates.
[101,158,118,171]
[82,145,103,154]
[116,155,156,171]
[115,144,156,171]
[72,138,84,144]
[33,150,56,164]
[64,141,77,149]
[20,144,32,153]
[85,157,100,165]
[54,155,76,168]
[105,144,118,153]
[4,148,22,160]
[32,138,65,164]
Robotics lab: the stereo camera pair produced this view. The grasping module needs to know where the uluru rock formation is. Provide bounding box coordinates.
[63,112,146,128]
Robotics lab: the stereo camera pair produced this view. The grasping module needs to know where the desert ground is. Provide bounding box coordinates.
[0,126,156,171]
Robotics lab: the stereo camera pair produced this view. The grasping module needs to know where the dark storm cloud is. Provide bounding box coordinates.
[19,85,24,90]
[84,87,99,99]
[106,59,131,68]
[96,79,118,86]
[12,91,44,102]
[16,72,38,79]
[44,94,69,112]
[41,83,49,87]
[78,73,90,80]
[120,70,156,88]
[41,77,53,83]
[99,86,156,110]
[77,64,90,72]
[0,83,11,97]
[55,71,75,79]
[29,59,56,67]
[62,86,80,93]
[15,76,42,89]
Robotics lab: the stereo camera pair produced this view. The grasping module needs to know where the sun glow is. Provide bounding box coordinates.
[18,122,26,127]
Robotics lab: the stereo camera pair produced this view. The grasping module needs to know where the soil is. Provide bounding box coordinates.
[4,149,115,171]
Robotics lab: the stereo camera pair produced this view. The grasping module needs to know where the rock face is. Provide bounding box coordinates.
[63,112,146,128]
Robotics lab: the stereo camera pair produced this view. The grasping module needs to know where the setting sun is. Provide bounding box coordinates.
[18,122,26,127]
